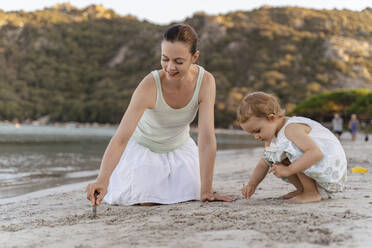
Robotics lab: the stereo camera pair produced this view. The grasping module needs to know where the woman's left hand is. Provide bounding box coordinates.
[201,192,235,202]
[269,163,292,178]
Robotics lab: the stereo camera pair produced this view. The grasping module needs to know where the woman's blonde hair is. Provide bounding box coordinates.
[237,92,285,123]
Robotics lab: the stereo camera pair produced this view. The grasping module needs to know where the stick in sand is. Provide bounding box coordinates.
[92,191,99,218]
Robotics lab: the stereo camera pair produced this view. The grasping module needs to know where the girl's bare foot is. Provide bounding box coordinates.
[280,189,303,199]
[286,191,321,204]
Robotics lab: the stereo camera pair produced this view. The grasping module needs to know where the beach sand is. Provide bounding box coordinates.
[1,134,372,248]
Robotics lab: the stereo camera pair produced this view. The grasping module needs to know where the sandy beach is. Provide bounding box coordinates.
[1,133,372,248]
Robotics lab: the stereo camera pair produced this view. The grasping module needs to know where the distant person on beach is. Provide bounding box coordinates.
[86,24,233,206]
[348,114,359,142]
[331,113,343,139]
[237,92,347,204]
[361,120,369,142]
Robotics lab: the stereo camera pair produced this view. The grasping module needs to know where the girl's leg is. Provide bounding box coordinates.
[287,172,321,204]
[280,159,303,199]
[281,174,304,199]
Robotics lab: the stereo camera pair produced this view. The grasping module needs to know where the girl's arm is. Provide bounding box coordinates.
[242,157,269,199]
[247,158,270,187]
[197,71,233,202]
[271,123,323,178]
[86,74,156,205]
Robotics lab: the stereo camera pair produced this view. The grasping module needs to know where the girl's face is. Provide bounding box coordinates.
[240,116,278,142]
[160,40,199,80]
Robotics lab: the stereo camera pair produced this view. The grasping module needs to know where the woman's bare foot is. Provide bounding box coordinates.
[286,191,321,204]
[140,203,157,206]
[280,189,303,199]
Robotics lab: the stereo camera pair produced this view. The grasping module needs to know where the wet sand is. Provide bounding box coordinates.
[1,134,372,248]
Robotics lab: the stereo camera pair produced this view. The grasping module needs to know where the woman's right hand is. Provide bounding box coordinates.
[241,184,256,199]
[86,181,107,206]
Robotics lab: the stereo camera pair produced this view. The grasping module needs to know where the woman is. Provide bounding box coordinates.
[86,24,233,206]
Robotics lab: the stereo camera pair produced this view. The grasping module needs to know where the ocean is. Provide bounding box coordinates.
[0,124,259,199]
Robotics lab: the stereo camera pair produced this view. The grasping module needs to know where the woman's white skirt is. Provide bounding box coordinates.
[104,137,201,205]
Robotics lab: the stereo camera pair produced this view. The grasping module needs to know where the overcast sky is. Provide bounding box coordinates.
[1,0,371,24]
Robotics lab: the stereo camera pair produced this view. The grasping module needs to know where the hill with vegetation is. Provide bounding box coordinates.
[1,3,371,127]
[292,89,372,120]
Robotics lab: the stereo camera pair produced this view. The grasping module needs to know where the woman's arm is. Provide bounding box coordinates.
[271,123,323,178]
[197,72,216,199]
[197,72,233,202]
[86,74,156,205]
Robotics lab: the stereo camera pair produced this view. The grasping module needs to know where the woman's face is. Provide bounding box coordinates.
[160,40,198,80]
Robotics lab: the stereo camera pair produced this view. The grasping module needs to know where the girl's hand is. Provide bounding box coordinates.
[201,192,235,202]
[241,184,256,199]
[269,163,292,178]
[86,182,107,206]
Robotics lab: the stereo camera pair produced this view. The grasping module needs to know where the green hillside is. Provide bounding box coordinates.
[1,3,371,126]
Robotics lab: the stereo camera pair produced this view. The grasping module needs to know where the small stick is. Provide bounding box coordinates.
[92,191,99,218]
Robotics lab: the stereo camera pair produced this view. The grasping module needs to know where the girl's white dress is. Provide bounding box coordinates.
[264,116,347,197]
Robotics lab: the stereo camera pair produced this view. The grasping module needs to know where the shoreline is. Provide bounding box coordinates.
[0,148,259,205]
[0,180,93,205]
[1,121,249,134]
[0,133,367,203]
[4,119,370,134]
[0,120,117,129]
[0,125,259,202]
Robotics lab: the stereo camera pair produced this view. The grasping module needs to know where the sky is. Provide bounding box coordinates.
[1,0,371,24]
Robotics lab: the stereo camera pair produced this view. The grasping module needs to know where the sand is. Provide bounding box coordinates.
[1,134,372,248]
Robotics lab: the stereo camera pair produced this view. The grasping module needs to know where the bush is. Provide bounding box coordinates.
[292,89,371,121]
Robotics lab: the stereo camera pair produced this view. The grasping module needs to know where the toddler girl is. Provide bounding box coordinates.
[237,92,347,203]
